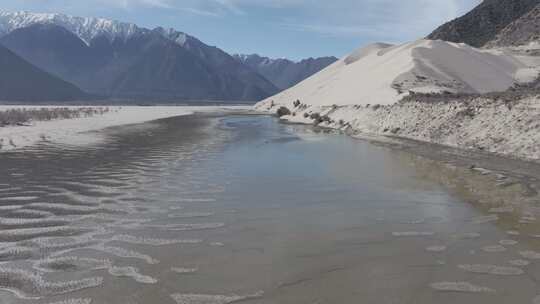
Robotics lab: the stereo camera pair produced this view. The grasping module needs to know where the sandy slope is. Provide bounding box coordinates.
[255,39,540,162]
[256,39,540,109]
[275,97,540,161]
[0,106,247,151]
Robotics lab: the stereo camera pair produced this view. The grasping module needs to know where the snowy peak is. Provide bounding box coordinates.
[0,11,192,47]
[153,27,189,46]
[0,11,141,44]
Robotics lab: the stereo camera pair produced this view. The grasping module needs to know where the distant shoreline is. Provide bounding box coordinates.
[0,105,250,152]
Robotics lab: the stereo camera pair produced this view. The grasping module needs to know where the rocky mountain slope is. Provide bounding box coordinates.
[427,0,540,47]
[488,4,540,47]
[0,44,88,102]
[234,54,337,90]
[0,11,278,102]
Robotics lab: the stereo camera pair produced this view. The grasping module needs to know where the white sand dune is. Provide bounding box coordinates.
[0,106,248,151]
[256,39,540,109]
[254,39,540,162]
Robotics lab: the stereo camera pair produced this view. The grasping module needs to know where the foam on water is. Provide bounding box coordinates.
[108,266,157,284]
[0,226,88,242]
[110,234,203,246]
[9,209,55,218]
[426,246,447,252]
[392,232,435,237]
[171,267,198,274]
[155,223,226,231]
[499,240,518,246]
[27,203,119,215]
[0,246,35,261]
[488,206,514,213]
[0,217,68,229]
[520,251,540,259]
[91,245,159,264]
[168,212,215,219]
[170,291,264,304]
[458,264,524,275]
[482,245,507,253]
[509,259,530,266]
[0,205,23,211]
[0,196,38,201]
[24,236,99,254]
[0,267,102,298]
[177,198,217,203]
[471,215,499,224]
[507,230,520,236]
[45,298,92,304]
[430,282,495,293]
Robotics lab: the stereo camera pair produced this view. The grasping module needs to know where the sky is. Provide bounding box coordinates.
[0,0,482,60]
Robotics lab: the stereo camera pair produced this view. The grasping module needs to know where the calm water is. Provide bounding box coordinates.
[0,114,539,304]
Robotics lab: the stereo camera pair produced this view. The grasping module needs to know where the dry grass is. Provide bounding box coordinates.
[0,107,111,126]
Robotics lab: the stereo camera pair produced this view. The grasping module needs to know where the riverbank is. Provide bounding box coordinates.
[256,94,540,230]
[0,105,249,151]
[256,95,540,162]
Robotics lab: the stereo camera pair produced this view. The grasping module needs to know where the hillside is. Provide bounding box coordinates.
[427,0,540,47]
[488,4,540,47]
[0,44,88,102]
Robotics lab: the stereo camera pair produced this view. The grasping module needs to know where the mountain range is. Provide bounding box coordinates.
[234,54,337,90]
[0,12,284,102]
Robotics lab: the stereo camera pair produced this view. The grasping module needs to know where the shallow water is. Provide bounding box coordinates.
[0,114,539,303]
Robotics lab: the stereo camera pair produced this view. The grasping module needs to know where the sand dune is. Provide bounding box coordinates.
[256,39,540,109]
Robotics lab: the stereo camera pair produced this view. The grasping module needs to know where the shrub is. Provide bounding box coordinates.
[276,106,291,117]
[0,107,111,127]
[310,113,321,120]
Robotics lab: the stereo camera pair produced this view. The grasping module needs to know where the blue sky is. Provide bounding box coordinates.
[1,0,481,60]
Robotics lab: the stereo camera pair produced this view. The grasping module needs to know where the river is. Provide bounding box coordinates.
[0,112,538,304]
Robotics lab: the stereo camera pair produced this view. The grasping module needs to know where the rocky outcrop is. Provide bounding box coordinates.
[427,0,540,47]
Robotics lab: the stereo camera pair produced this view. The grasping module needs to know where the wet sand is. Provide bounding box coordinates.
[0,113,539,303]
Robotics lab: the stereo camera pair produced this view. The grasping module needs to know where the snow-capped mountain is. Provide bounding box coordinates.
[0,11,190,47]
[0,11,141,44]
[0,11,278,101]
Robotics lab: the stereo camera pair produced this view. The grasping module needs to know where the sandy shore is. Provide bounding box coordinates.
[0,105,249,151]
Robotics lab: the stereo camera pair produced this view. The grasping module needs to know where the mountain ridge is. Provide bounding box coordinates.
[234,54,337,90]
[0,11,279,102]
